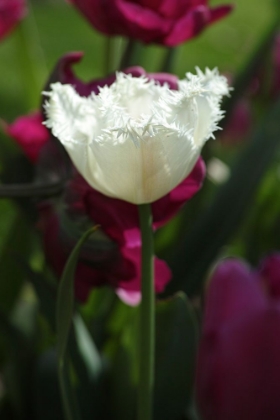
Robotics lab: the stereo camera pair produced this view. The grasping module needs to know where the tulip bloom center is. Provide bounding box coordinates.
[44,69,229,204]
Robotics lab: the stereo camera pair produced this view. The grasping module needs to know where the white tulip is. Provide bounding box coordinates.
[44,68,229,204]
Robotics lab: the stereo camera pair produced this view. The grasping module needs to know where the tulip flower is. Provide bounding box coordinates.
[0,0,26,40]
[6,54,206,304]
[196,255,280,420]
[67,0,232,46]
[44,66,229,204]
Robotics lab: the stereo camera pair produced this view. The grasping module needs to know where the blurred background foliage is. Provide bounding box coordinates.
[0,0,276,118]
[0,0,279,418]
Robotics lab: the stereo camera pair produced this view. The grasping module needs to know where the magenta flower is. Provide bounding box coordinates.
[39,158,205,305]
[5,112,49,163]
[67,0,232,46]
[45,51,179,94]
[0,0,26,40]
[196,255,280,420]
[220,98,252,144]
[7,53,206,304]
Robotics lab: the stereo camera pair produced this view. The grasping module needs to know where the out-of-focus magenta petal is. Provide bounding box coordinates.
[116,245,172,294]
[196,256,280,420]
[45,53,179,97]
[164,4,232,46]
[203,259,266,332]
[73,250,171,302]
[68,0,232,45]
[209,4,233,23]
[116,288,141,306]
[39,201,171,303]
[6,111,49,163]
[259,253,280,298]
[73,181,138,246]
[68,0,113,34]
[164,6,210,46]
[146,71,178,90]
[44,51,104,96]
[68,156,205,248]
[113,0,170,43]
[153,157,206,228]
[0,0,27,40]
[138,0,193,19]
[197,306,280,420]
[220,98,252,144]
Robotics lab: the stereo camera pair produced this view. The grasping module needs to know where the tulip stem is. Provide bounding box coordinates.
[137,203,155,420]
[119,38,143,69]
[104,37,113,74]
[160,47,177,73]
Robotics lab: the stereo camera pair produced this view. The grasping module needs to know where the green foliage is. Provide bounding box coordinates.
[0,0,279,419]
[105,293,198,420]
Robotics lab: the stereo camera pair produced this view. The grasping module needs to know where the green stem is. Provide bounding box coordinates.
[104,37,112,74]
[137,203,155,420]
[160,47,177,73]
[119,38,143,69]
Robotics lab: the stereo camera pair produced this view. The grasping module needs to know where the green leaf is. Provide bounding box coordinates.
[70,315,105,420]
[24,263,105,420]
[56,225,98,420]
[169,96,280,296]
[222,14,280,128]
[106,306,138,420]
[21,263,56,330]
[56,225,98,363]
[159,47,177,73]
[72,314,102,382]
[33,349,64,420]
[0,311,34,418]
[0,204,34,313]
[154,293,198,420]
[106,294,198,420]
[104,299,141,420]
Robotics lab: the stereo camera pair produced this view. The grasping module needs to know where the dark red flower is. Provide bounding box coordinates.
[67,0,232,46]
[0,0,27,40]
[44,51,179,95]
[39,157,205,305]
[196,255,280,420]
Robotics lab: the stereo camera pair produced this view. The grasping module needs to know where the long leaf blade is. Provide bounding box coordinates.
[56,225,98,420]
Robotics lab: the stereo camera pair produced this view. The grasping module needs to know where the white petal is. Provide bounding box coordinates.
[179,68,230,147]
[44,70,229,204]
[83,129,199,204]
